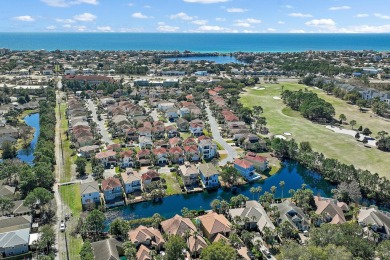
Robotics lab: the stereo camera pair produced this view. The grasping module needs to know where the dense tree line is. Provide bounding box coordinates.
[65,80,123,95]
[115,64,149,75]
[281,89,335,122]
[271,138,390,206]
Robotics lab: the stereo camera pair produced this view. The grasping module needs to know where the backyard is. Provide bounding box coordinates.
[240,82,390,178]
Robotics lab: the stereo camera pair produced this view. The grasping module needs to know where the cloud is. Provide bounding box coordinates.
[374,13,390,19]
[215,17,226,22]
[97,26,113,32]
[289,29,305,33]
[74,25,87,31]
[234,22,251,28]
[267,28,276,32]
[338,24,390,33]
[132,12,151,19]
[196,25,233,32]
[13,16,35,22]
[278,21,285,24]
[306,19,336,30]
[329,6,351,11]
[282,5,293,9]
[41,0,98,7]
[157,25,180,32]
[55,18,75,23]
[355,14,369,18]
[46,25,56,30]
[118,27,144,32]
[289,13,313,18]
[183,0,228,3]
[73,13,97,22]
[170,12,194,20]
[192,19,208,25]
[128,3,134,7]
[227,8,247,13]
[236,18,261,24]
[63,24,72,28]
[144,5,151,8]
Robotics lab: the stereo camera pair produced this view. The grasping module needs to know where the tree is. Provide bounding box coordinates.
[75,157,87,176]
[339,114,347,124]
[110,218,130,240]
[200,240,238,260]
[355,132,360,139]
[332,181,362,203]
[220,166,241,186]
[376,240,390,260]
[24,187,54,210]
[210,199,221,213]
[80,240,94,260]
[38,225,56,255]
[0,196,14,215]
[358,125,363,132]
[165,235,187,260]
[85,209,106,241]
[349,120,357,129]
[279,181,285,200]
[1,141,16,159]
[362,128,372,136]
[122,241,137,260]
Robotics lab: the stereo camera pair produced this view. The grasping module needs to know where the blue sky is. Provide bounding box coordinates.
[2,0,390,33]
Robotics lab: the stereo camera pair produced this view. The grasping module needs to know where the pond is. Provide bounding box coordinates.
[17,113,40,165]
[105,161,333,223]
[165,55,243,64]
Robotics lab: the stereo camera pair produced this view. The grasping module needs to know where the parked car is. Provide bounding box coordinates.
[60,222,66,232]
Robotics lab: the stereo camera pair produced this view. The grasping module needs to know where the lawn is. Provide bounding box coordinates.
[160,172,183,195]
[59,184,83,260]
[240,82,390,178]
[179,132,192,139]
[58,103,76,182]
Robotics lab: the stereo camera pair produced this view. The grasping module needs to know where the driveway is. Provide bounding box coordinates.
[87,99,113,146]
[205,105,237,165]
[104,168,116,178]
[151,108,159,122]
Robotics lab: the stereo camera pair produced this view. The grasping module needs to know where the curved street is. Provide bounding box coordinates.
[205,105,237,166]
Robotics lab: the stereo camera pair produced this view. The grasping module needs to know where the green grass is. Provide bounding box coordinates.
[112,138,121,144]
[214,141,224,150]
[160,172,183,195]
[59,184,82,217]
[179,132,192,139]
[67,236,83,260]
[240,82,390,178]
[18,109,38,122]
[219,153,228,160]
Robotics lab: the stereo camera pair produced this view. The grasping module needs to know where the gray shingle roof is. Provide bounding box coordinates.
[80,181,100,195]
[91,238,123,260]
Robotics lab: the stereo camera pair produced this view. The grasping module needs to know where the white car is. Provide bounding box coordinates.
[60,222,66,232]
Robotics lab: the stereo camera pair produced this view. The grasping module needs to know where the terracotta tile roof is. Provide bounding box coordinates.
[169,137,182,146]
[120,150,134,158]
[183,145,198,153]
[244,153,267,163]
[129,225,165,247]
[101,177,121,190]
[136,245,151,260]
[187,235,207,254]
[183,138,197,146]
[234,158,254,169]
[137,149,151,158]
[107,143,121,151]
[314,196,346,224]
[160,214,196,237]
[141,170,160,181]
[95,150,117,159]
[169,146,183,154]
[152,147,167,155]
[198,212,231,236]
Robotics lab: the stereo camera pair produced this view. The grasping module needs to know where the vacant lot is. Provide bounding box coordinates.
[240,82,390,178]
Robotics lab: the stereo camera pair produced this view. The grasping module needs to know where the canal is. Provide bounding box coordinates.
[105,161,333,223]
[17,113,40,165]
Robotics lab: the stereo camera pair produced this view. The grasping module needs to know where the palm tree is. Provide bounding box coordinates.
[256,186,262,200]
[250,187,257,200]
[270,186,277,203]
[210,199,220,213]
[279,181,285,201]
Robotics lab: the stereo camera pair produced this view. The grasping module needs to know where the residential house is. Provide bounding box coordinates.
[139,136,153,149]
[165,108,179,122]
[179,163,199,187]
[121,170,142,194]
[243,152,268,172]
[168,137,182,147]
[169,146,185,164]
[183,145,200,162]
[137,244,151,260]
[233,158,261,182]
[128,226,165,250]
[198,139,217,160]
[165,125,179,138]
[157,102,175,112]
[183,137,197,146]
[198,212,231,241]
[358,207,390,240]
[137,149,151,166]
[0,185,15,199]
[198,163,219,189]
[187,235,208,257]
[152,148,168,165]
[0,215,31,257]
[95,150,117,168]
[314,196,349,225]
[141,170,160,190]
[101,177,124,207]
[160,214,197,237]
[274,200,310,231]
[80,181,100,208]
[79,145,100,159]
[176,118,189,132]
[119,150,134,168]
[138,127,152,138]
[0,201,30,217]
[228,201,275,232]
[91,238,124,260]
[125,127,138,141]
[242,134,266,152]
[189,119,203,136]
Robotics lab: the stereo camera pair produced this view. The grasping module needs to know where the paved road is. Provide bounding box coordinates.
[87,99,113,146]
[205,105,237,166]
[54,91,65,260]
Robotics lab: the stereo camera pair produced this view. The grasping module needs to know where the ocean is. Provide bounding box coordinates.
[1,33,390,52]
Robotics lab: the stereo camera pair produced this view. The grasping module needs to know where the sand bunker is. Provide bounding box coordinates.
[273,96,281,100]
[274,135,286,140]
[284,132,292,136]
